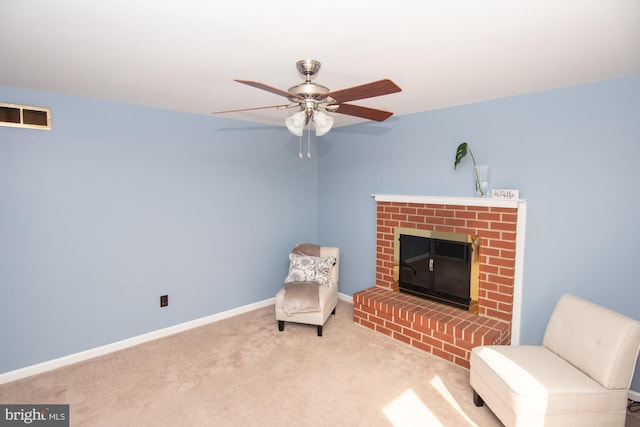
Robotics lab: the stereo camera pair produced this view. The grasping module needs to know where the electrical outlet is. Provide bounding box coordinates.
[160,295,168,307]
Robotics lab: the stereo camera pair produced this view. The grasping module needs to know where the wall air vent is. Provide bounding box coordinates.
[0,102,51,130]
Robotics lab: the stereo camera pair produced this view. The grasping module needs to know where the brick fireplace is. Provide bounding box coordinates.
[353,194,526,368]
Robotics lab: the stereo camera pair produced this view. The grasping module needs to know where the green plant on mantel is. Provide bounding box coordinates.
[454,142,487,197]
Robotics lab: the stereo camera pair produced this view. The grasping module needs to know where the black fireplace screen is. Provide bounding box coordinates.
[398,234,474,310]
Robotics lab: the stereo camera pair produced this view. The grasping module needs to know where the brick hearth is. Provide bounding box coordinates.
[353,287,510,368]
[353,195,526,368]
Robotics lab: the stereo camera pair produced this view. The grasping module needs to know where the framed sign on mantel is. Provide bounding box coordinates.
[492,189,520,200]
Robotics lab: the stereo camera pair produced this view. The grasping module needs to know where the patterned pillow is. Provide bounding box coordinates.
[285,254,336,288]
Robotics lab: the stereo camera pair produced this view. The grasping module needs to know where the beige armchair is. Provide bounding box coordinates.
[275,245,339,336]
[470,293,640,427]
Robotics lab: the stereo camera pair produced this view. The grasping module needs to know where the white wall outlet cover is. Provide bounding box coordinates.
[492,189,520,200]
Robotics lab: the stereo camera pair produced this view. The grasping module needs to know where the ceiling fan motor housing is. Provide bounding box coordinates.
[287,82,330,102]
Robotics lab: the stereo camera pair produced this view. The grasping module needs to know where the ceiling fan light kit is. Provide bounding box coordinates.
[285,111,305,136]
[285,109,334,137]
[312,111,333,136]
[213,59,401,142]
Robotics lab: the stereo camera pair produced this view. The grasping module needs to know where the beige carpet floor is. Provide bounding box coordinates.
[1,300,639,427]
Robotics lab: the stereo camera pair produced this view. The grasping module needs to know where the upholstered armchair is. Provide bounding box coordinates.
[275,244,339,336]
[470,293,640,427]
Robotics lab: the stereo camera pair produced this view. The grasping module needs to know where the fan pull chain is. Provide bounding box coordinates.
[298,133,303,159]
[307,121,311,159]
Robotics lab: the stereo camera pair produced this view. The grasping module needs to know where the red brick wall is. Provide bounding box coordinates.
[375,201,518,321]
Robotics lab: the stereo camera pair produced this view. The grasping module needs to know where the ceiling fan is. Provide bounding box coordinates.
[212,59,402,137]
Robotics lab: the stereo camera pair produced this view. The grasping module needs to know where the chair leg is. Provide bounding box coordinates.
[473,389,484,407]
[278,320,284,332]
[317,325,323,336]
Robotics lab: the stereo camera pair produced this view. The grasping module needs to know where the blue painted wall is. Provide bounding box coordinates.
[318,75,640,391]
[2,76,639,392]
[0,86,318,372]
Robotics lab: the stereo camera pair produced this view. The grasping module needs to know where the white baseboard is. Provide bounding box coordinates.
[630,389,640,402]
[0,297,277,385]
[1,292,354,386]
[338,292,353,304]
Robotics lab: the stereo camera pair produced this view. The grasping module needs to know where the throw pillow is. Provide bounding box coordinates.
[285,254,336,288]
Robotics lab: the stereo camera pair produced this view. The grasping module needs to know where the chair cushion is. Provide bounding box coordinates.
[470,345,628,419]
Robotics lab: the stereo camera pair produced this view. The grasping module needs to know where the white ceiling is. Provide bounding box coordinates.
[1,0,639,128]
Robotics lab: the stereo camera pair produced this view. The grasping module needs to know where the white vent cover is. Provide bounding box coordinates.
[0,102,51,130]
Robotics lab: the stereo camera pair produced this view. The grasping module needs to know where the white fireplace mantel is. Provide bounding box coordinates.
[371,193,527,345]
[372,194,525,209]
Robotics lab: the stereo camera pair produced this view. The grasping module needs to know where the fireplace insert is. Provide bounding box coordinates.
[396,228,479,312]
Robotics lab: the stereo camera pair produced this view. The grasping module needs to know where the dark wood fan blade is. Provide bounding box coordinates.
[212,104,297,114]
[332,103,394,122]
[234,80,303,100]
[324,79,401,103]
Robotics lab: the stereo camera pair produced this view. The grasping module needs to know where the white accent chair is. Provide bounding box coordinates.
[470,293,640,427]
[275,246,340,336]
